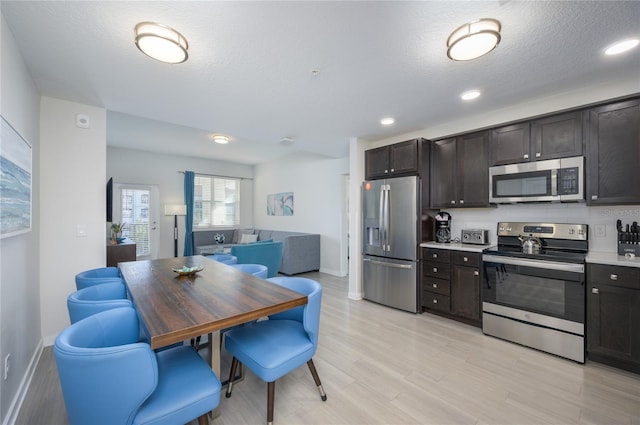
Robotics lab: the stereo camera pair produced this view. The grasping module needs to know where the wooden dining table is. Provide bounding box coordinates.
[118,255,308,383]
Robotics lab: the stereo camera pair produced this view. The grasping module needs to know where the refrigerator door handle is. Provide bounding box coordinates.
[363,258,413,269]
[378,185,385,251]
[383,184,390,251]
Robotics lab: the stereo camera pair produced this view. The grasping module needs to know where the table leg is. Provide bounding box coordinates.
[207,331,222,419]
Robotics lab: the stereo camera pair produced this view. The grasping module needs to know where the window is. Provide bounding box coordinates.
[193,175,240,228]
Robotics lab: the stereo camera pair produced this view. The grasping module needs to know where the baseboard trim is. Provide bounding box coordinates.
[2,340,44,425]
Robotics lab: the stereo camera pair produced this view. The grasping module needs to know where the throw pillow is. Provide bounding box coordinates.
[232,228,254,244]
[240,233,258,244]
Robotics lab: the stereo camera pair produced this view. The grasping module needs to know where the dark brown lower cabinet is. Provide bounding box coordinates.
[587,263,640,373]
[422,248,482,327]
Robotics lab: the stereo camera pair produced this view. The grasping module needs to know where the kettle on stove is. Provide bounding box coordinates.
[518,234,542,254]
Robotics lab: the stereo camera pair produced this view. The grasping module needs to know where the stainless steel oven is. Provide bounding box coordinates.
[482,222,588,363]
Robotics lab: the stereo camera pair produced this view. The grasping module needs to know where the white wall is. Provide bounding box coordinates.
[0,13,42,424]
[39,97,106,345]
[107,147,254,258]
[254,152,349,276]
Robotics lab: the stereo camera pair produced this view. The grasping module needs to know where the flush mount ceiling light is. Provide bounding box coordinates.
[604,38,639,55]
[280,137,295,146]
[212,135,229,145]
[447,18,501,61]
[134,22,189,64]
[461,90,481,100]
[380,117,395,126]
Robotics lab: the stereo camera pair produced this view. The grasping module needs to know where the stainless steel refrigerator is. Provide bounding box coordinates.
[362,176,419,313]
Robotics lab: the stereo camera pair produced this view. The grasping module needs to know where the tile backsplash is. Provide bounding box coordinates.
[440,204,640,253]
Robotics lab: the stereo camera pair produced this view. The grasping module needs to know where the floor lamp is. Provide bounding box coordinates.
[164,204,187,257]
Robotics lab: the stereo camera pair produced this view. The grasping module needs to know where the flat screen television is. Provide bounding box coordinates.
[106,177,113,222]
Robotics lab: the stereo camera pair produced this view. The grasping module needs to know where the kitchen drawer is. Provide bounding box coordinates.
[423,277,450,296]
[422,291,450,313]
[452,251,481,267]
[422,248,451,263]
[424,261,451,279]
[588,263,640,289]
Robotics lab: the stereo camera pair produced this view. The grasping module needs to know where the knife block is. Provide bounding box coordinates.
[617,231,640,256]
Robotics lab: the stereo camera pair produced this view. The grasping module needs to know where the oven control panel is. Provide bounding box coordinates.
[497,222,588,240]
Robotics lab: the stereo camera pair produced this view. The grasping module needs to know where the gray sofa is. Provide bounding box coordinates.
[192,229,320,275]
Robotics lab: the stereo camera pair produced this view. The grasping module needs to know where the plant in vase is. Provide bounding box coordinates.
[111,222,126,244]
[214,233,225,252]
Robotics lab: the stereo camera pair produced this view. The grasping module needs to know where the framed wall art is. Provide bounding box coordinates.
[1,116,32,238]
[267,192,293,216]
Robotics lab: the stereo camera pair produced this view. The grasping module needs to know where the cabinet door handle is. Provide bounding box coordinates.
[432,283,438,288]
[384,169,388,173]
[460,200,464,204]
[432,253,438,258]
[433,267,438,273]
[535,152,541,158]
[610,274,618,281]
[390,168,394,172]
[592,288,599,294]
[474,270,479,276]
[451,200,456,204]
[523,154,529,159]
[592,195,598,200]
[463,257,468,262]
[433,299,438,304]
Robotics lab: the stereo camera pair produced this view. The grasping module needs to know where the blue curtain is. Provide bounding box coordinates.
[183,171,195,256]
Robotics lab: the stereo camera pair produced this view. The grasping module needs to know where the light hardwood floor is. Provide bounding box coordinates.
[17,271,640,424]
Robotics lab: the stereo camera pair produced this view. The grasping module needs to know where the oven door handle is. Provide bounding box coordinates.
[482,254,584,273]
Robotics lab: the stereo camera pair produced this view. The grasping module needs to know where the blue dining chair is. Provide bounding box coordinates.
[229,263,268,279]
[54,307,221,425]
[224,276,327,424]
[206,253,238,265]
[75,266,123,290]
[67,281,132,324]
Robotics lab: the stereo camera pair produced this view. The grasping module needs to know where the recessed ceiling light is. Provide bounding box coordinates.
[212,135,229,144]
[604,38,639,55]
[134,22,189,64]
[380,117,395,126]
[447,18,501,61]
[461,90,481,100]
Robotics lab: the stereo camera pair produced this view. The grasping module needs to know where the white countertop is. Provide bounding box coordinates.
[586,251,640,268]
[420,241,493,253]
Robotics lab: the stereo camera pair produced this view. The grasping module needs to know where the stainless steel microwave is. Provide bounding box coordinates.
[489,156,584,203]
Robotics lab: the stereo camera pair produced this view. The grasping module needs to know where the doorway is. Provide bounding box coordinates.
[113,184,160,260]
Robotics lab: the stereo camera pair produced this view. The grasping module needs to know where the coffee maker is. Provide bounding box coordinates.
[435,211,452,243]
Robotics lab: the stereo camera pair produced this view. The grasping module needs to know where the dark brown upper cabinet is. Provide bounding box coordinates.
[365,139,421,180]
[490,111,584,166]
[489,123,530,166]
[587,98,640,205]
[431,132,490,208]
[531,111,584,161]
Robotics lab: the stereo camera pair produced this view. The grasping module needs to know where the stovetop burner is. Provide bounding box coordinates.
[484,222,589,264]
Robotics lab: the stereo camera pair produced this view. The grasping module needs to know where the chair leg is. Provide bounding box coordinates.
[307,359,327,401]
[267,381,275,425]
[197,414,209,425]
[225,357,239,398]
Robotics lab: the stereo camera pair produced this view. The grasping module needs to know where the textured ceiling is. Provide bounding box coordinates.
[2,1,639,164]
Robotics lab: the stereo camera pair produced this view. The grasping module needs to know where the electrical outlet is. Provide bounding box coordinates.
[595,224,606,238]
[4,353,10,380]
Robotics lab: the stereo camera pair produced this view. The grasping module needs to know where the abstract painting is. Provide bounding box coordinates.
[1,116,32,238]
[267,192,294,216]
